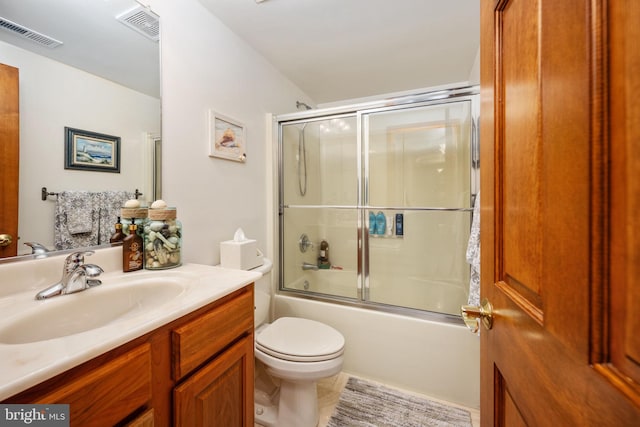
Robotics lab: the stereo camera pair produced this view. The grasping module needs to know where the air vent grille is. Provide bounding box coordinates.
[0,17,63,48]
[116,6,159,42]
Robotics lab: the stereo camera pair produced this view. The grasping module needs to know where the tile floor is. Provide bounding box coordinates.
[316,372,481,427]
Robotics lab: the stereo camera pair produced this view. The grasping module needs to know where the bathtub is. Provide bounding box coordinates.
[284,268,470,316]
[276,270,480,409]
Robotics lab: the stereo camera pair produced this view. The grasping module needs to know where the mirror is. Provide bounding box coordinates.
[0,0,161,258]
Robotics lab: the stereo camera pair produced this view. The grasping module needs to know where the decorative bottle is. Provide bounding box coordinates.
[110,217,125,244]
[318,240,330,269]
[123,223,143,272]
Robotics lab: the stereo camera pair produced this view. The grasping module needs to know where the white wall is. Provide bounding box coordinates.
[0,40,160,254]
[468,48,480,85]
[146,0,313,265]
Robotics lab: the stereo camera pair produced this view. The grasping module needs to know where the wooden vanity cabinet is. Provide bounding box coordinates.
[3,285,255,427]
[172,287,254,426]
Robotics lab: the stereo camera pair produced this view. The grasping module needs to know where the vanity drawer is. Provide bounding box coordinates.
[172,288,253,380]
[35,343,152,426]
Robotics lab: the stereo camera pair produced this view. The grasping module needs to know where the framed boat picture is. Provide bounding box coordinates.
[64,127,120,173]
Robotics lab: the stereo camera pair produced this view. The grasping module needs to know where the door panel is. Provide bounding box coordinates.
[503,386,527,427]
[501,0,542,301]
[0,63,19,258]
[481,0,640,425]
[609,0,640,393]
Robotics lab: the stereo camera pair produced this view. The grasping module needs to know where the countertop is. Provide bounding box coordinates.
[0,249,261,401]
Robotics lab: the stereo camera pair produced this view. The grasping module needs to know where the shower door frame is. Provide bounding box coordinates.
[277,86,480,324]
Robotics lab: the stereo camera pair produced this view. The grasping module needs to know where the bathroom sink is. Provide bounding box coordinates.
[0,277,186,345]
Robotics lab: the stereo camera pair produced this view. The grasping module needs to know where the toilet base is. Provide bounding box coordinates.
[278,379,318,427]
[255,402,278,427]
[255,378,319,427]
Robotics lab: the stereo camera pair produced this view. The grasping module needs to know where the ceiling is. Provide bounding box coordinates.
[0,1,479,105]
[198,0,480,104]
[0,0,160,98]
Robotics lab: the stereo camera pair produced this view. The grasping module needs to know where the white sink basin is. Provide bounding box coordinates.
[0,276,187,344]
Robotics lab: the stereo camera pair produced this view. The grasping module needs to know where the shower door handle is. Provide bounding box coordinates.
[461,299,493,333]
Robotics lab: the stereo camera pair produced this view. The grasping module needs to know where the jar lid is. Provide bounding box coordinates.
[148,207,177,220]
[120,207,148,218]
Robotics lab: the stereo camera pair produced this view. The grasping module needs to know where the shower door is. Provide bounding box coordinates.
[363,101,474,315]
[279,91,478,318]
[280,116,360,300]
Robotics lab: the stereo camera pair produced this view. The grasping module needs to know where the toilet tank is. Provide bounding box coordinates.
[251,258,272,327]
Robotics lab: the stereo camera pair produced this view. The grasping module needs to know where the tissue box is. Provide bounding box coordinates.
[220,239,264,270]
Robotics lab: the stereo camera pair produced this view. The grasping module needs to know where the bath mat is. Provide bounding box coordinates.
[327,377,472,427]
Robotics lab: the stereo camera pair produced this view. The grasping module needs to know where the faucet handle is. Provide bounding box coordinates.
[64,250,95,272]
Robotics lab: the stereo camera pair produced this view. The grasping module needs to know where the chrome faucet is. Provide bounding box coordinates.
[24,242,50,258]
[301,262,319,271]
[35,251,104,300]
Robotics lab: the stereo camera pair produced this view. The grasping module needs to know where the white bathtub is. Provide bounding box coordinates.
[274,289,480,409]
[285,268,469,316]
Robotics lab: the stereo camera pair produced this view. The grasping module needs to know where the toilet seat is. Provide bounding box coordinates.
[256,317,345,362]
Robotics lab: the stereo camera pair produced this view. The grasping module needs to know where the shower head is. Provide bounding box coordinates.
[296,101,312,111]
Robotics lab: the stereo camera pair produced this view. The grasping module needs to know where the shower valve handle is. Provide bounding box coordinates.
[461,298,494,333]
[299,234,314,253]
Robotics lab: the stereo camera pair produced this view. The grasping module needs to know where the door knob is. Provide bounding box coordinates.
[0,234,13,247]
[461,298,493,333]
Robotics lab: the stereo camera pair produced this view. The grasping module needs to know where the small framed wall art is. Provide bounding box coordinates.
[208,110,246,163]
[64,127,121,173]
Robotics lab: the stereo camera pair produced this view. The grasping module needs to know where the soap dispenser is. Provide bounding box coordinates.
[110,217,125,244]
[123,221,143,272]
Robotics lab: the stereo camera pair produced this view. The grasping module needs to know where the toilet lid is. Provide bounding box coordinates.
[256,317,345,362]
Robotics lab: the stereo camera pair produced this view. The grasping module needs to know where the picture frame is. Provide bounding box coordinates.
[208,110,246,163]
[64,127,120,173]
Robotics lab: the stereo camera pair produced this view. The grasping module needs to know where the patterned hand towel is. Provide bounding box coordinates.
[59,191,94,235]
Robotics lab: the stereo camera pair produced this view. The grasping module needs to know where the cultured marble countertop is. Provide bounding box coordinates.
[0,247,261,401]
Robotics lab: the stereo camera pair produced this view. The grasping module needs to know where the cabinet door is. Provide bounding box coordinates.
[174,334,254,427]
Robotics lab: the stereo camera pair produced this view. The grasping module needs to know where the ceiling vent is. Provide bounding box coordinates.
[0,16,63,48]
[116,6,159,42]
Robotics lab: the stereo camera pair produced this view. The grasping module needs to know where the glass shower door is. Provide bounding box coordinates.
[280,116,359,300]
[363,101,474,315]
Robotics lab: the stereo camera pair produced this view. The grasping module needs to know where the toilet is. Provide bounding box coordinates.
[251,259,345,427]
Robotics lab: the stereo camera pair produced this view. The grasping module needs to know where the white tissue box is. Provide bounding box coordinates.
[220,239,264,270]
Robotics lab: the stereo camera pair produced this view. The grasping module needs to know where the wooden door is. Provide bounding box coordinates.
[480,0,640,425]
[0,63,19,258]
[174,335,254,427]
